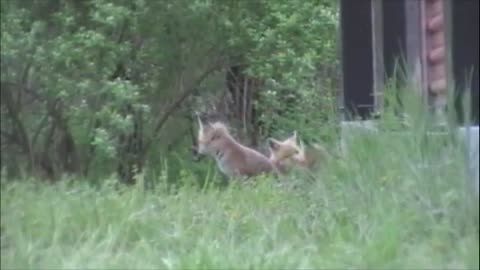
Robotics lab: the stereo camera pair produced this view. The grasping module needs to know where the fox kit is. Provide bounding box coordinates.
[267,132,301,173]
[291,140,328,170]
[269,132,329,171]
[196,114,277,178]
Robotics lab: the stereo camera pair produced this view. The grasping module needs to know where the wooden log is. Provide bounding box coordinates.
[371,0,384,114]
[428,63,446,82]
[405,0,428,99]
[429,78,447,93]
[428,46,445,64]
[430,0,443,16]
[429,31,445,49]
[428,14,443,32]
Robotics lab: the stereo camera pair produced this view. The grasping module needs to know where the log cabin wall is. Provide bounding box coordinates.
[425,0,448,109]
[340,0,478,124]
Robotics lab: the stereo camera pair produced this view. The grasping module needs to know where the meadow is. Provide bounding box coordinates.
[2,1,478,269]
[2,115,479,270]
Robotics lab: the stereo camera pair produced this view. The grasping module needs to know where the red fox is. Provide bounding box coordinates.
[292,140,329,170]
[268,132,330,172]
[267,132,302,173]
[196,114,278,178]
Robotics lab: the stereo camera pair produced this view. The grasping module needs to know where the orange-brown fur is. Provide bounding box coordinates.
[197,116,278,178]
[269,133,330,172]
[291,140,320,169]
[267,132,301,174]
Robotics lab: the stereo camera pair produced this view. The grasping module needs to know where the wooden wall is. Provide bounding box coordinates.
[425,0,448,108]
[340,0,479,124]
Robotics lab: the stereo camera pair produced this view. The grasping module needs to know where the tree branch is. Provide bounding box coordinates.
[16,61,33,109]
[31,112,50,148]
[143,60,225,153]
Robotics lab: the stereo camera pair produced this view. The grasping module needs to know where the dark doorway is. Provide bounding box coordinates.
[383,0,406,81]
[452,0,479,125]
[340,0,374,120]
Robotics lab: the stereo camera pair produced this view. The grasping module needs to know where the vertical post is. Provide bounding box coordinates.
[420,0,429,106]
[425,0,449,124]
[371,0,384,115]
[405,0,428,103]
[444,0,454,103]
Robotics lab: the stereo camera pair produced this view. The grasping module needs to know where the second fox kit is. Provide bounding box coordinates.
[196,114,278,178]
[268,132,329,172]
[267,132,302,173]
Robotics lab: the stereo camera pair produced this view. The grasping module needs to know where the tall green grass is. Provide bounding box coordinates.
[1,89,479,269]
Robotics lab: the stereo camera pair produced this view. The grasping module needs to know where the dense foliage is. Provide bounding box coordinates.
[1,0,339,183]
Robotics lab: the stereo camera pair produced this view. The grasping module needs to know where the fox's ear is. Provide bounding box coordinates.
[196,112,210,129]
[267,138,281,150]
[196,113,204,130]
[299,140,306,151]
[285,130,297,143]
